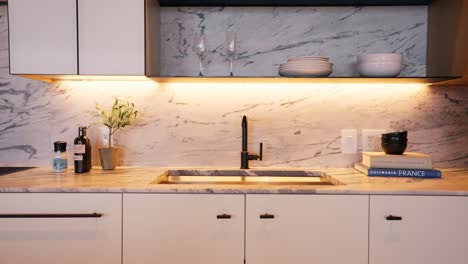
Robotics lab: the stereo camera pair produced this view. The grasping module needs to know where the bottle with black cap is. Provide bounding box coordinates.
[53,141,67,173]
[74,126,92,173]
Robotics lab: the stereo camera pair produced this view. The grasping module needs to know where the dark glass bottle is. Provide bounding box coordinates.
[74,126,92,173]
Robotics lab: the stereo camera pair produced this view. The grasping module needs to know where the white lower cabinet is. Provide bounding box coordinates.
[0,193,122,264]
[370,195,468,264]
[246,194,369,264]
[7,193,466,264]
[123,194,245,264]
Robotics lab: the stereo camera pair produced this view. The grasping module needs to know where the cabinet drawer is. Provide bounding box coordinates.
[246,194,368,264]
[370,195,468,264]
[123,194,244,264]
[0,193,121,264]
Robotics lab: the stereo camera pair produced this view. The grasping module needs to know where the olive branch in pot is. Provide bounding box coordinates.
[96,98,138,149]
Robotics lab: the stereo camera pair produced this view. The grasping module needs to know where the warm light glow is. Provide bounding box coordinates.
[19,74,153,83]
[162,82,427,89]
[53,78,427,106]
[57,80,158,89]
[54,75,152,81]
[159,82,427,101]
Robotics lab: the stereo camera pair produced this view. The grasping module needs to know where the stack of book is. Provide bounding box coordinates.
[354,152,441,178]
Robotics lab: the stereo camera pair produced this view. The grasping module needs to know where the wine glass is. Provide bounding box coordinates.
[226,31,237,77]
[192,31,206,76]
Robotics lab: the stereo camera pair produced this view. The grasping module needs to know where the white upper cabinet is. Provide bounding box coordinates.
[370,195,468,264]
[8,0,78,74]
[78,0,145,75]
[246,194,369,264]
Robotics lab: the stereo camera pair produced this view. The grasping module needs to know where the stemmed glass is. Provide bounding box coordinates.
[192,31,206,76]
[226,31,237,77]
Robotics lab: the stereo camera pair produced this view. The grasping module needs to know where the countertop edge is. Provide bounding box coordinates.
[0,167,467,196]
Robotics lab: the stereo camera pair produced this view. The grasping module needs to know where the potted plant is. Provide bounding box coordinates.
[96,98,138,170]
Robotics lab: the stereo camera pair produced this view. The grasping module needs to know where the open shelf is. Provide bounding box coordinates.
[151,77,457,85]
[159,0,430,7]
[18,75,460,85]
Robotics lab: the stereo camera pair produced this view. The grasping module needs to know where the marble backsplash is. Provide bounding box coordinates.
[1,6,467,168]
[160,6,427,77]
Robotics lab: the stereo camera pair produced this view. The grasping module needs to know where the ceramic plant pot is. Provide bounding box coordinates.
[98,147,118,170]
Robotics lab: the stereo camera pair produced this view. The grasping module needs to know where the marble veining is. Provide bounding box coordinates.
[0,7,51,165]
[0,7,467,169]
[160,6,427,77]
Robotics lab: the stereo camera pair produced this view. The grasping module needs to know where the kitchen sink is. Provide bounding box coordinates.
[151,169,341,185]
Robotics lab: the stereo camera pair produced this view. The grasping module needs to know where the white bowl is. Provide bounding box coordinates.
[357,62,402,77]
[358,53,403,64]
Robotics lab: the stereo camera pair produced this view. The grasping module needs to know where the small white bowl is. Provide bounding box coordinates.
[357,62,402,77]
[358,53,403,64]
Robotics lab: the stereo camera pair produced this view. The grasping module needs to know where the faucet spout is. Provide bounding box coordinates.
[242,115,247,151]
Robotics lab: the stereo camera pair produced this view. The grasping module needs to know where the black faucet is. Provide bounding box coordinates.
[241,115,263,169]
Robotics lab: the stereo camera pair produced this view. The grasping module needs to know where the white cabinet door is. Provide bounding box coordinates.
[78,0,145,75]
[246,194,368,264]
[123,194,244,264]
[370,195,468,264]
[8,0,78,74]
[0,193,121,264]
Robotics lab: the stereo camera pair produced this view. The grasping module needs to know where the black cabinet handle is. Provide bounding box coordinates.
[216,214,232,219]
[0,213,102,218]
[260,213,275,219]
[386,215,402,221]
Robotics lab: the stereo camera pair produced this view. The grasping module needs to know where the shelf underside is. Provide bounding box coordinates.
[151,77,457,85]
[18,75,461,85]
[158,0,429,6]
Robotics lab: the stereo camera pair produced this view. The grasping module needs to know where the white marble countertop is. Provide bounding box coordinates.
[0,167,467,195]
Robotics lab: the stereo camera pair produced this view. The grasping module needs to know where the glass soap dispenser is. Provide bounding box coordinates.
[53,141,67,173]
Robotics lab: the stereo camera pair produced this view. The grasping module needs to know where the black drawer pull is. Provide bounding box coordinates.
[260,213,275,219]
[216,214,232,219]
[386,215,402,221]
[0,213,102,218]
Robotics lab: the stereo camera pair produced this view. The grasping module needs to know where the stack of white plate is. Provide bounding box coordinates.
[279,56,333,77]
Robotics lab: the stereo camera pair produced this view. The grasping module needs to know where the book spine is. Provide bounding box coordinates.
[367,168,441,178]
[368,160,432,170]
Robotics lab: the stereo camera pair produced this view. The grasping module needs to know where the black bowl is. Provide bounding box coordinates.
[382,131,407,139]
[382,142,407,155]
[382,131,407,137]
[382,137,408,144]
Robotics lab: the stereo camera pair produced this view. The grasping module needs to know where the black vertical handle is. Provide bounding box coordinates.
[386,215,402,221]
[259,143,263,161]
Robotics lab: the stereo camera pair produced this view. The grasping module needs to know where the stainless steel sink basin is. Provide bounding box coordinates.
[152,169,341,185]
